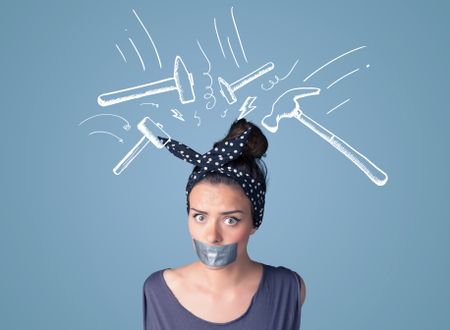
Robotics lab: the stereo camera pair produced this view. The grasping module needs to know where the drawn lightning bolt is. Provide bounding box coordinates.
[170,108,185,122]
[238,96,257,119]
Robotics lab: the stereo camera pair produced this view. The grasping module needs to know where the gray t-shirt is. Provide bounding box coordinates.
[143,262,302,329]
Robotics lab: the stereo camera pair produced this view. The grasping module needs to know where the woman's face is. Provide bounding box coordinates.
[188,181,257,261]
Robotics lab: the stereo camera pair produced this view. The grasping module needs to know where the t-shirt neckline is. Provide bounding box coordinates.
[159,262,267,326]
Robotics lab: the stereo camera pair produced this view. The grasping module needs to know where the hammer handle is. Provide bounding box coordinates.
[98,78,175,107]
[296,113,388,186]
[113,136,149,175]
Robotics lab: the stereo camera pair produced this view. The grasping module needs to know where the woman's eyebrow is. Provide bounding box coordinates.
[190,207,244,215]
[221,210,244,215]
[190,207,207,214]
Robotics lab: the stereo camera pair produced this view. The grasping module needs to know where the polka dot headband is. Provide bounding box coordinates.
[158,127,265,228]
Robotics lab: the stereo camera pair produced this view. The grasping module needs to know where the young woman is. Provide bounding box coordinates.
[143,119,306,329]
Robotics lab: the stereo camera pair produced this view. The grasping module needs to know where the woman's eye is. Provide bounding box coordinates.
[194,214,205,222]
[224,217,240,225]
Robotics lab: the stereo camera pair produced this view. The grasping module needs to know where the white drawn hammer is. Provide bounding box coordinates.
[98,56,195,107]
[261,87,388,186]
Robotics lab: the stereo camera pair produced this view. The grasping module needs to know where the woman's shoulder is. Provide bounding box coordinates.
[143,268,168,291]
[144,264,191,291]
[263,263,306,305]
[264,263,303,279]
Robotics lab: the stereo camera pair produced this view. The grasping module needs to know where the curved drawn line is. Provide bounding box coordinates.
[261,79,276,91]
[230,6,248,63]
[303,46,366,82]
[326,98,350,114]
[132,8,162,68]
[221,109,228,118]
[115,44,127,63]
[128,37,146,71]
[327,68,360,89]
[214,18,227,59]
[227,37,240,68]
[88,130,124,143]
[79,114,131,130]
[261,59,299,91]
[279,59,299,81]
[194,111,201,127]
[197,40,217,110]
[139,102,159,108]
[203,90,217,109]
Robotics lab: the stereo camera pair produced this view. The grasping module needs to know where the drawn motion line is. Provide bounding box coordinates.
[79,114,131,130]
[89,131,124,143]
[132,9,162,68]
[115,44,127,63]
[303,46,366,82]
[214,18,227,59]
[230,6,248,63]
[227,37,240,68]
[140,102,159,108]
[327,98,350,115]
[128,37,146,71]
[327,68,360,89]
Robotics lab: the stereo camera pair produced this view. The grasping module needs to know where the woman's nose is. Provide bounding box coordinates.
[205,221,222,243]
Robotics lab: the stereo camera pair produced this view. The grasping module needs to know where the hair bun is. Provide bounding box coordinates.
[221,119,268,159]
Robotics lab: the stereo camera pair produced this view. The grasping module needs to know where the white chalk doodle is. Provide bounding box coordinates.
[327,68,360,89]
[327,98,351,115]
[194,111,202,127]
[197,40,217,110]
[92,8,387,187]
[261,87,388,186]
[97,56,195,107]
[218,62,275,105]
[214,17,227,59]
[227,37,240,68]
[128,37,146,71]
[139,102,159,108]
[170,108,185,122]
[115,44,127,63]
[303,46,366,82]
[238,96,257,119]
[132,9,162,68]
[79,113,131,131]
[261,59,299,91]
[113,117,171,175]
[89,130,124,143]
[230,6,248,63]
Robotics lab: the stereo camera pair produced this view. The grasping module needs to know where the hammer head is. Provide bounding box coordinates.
[218,77,237,104]
[174,56,196,104]
[137,117,171,149]
[261,87,321,133]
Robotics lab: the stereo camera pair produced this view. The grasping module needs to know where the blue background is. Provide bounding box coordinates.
[1,0,449,329]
